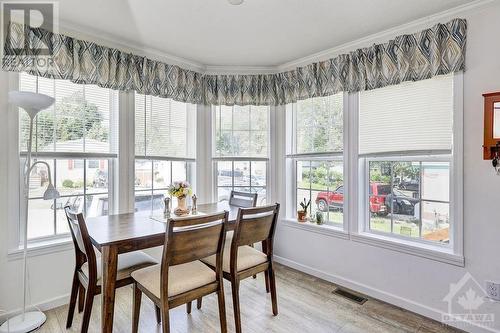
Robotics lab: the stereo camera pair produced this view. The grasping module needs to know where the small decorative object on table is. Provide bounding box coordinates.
[191,194,198,215]
[315,211,324,225]
[168,181,193,216]
[297,198,310,222]
[163,197,171,218]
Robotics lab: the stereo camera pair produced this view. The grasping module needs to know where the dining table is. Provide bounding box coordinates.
[85,201,240,333]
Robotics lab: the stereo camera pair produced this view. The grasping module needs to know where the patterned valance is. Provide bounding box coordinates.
[2,18,466,106]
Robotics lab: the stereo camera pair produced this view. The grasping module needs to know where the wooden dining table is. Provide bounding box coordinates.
[85,201,240,333]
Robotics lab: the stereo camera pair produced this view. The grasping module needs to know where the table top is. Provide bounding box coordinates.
[86,201,239,249]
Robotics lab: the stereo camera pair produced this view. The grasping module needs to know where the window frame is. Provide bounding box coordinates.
[133,92,197,211]
[351,73,464,265]
[211,105,271,204]
[285,92,349,232]
[16,74,120,244]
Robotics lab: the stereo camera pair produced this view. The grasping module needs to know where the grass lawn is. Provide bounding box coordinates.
[369,215,420,238]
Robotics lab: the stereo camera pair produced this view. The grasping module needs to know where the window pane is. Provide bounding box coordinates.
[295,94,343,154]
[359,75,453,155]
[297,161,311,190]
[27,159,54,198]
[86,159,109,194]
[135,160,152,191]
[217,161,233,186]
[85,194,109,218]
[55,196,84,234]
[217,187,232,202]
[251,161,266,187]
[213,105,269,158]
[171,161,187,183]
[56,159,84,197]
[234,161,250,186]
[251,187,267,206]
[134,192,152,212]
[27,199,55,239]
[153,161,171,189]
[421,201,450,243]
[422,162,450,202]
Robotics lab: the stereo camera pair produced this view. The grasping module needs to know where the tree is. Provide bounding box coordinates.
[20,90,108,150]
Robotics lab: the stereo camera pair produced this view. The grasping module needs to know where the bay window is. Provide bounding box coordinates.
[358,74,455,245]
[19,73,118,240]
[213,105,269,204]
[134,94,196,211]
[287,93,345,227]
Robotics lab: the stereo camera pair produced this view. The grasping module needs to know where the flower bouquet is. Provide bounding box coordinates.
[168,181,192,216]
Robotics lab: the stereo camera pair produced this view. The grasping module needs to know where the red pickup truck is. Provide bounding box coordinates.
[315,182,391,216]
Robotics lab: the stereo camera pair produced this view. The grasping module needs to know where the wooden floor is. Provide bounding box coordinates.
[39,263,461,333]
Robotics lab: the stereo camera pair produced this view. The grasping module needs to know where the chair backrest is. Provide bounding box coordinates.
[232,203,280,251]
[64,206,97,274]
[162,212,228,267]
[228,191,258,208]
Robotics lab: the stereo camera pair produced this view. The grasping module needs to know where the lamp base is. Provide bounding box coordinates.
[0,311,46,333]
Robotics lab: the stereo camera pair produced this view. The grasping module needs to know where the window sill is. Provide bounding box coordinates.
[8,237,73,261]
[351,232,464,267]
[281,218,349,240]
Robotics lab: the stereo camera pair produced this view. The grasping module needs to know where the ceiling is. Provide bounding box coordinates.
[57,0,475,67]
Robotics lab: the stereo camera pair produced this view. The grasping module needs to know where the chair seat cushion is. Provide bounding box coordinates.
[201,237,267,273]
[131,261,216,298]
[81,251,157,284]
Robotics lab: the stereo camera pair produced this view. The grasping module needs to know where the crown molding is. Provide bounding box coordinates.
[55,19,207,72]
[277,0,495,71]
[48,0,493,75]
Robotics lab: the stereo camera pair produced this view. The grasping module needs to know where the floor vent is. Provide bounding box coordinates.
[333,288,368,305]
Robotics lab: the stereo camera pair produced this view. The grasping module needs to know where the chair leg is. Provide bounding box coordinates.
[264,269,270,293]
[196,297,202,309]
[186,301,192,314]
[132,283,142,333]
[250,244,257,279]
[161,303,170,333]
[155,305,161,324]
[78,283,85,313]
[65,272,79,328]
[80,285,95,333]
[230,278,242,333]
[217,285,227,333]
[269,265,278,316]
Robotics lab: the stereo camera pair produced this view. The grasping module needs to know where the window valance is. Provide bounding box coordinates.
[2,18,466,106]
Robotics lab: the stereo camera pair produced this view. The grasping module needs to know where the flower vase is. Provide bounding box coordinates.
[174,196,189,216]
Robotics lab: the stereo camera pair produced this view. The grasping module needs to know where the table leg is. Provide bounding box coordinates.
[101,245,118,333]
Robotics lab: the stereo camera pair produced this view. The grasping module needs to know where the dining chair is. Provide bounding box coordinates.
[200,204,280,333]
[64,207,158,333]
[131,212,229,333]
[228,190,258,208]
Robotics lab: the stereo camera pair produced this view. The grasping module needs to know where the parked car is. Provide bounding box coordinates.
[398,179,419,192]
[315,183,391,216]
[384,189,418,215]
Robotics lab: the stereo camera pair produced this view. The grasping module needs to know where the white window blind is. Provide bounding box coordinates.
[359,75,453,155]
[19,73,119,155]
[135,94,195,159]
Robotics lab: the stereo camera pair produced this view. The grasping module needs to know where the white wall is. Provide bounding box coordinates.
[274,3,500,333]
[0,2,499,333]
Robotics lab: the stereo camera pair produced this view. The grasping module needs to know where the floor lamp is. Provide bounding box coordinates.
[0,92,60,333]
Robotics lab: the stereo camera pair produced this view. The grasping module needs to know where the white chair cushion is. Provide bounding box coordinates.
[131,261,216,298]
[81,251,157,284]
[201,236,267,273]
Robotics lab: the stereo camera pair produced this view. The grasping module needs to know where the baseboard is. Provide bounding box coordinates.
[0,294,69,323]
[274,255,499,333]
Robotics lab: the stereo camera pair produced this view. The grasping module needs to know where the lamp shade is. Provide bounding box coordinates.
[9,91,55,119]
[43,183,60,200]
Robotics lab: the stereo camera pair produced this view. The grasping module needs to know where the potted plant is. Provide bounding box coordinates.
[315,211,324,225]
[297,198,310,222]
